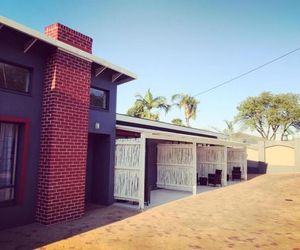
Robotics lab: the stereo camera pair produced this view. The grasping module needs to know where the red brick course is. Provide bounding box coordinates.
[36,24,92,224]
[45,23,93,53]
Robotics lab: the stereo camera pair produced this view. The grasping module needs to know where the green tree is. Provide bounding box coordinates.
[127,102,149,118]
[236,92,300,140]
[275,93,300,140]
[171,118,184,126]
[172,94,199,127]
[127,89,170,120]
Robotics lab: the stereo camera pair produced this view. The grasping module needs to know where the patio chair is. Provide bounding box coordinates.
[232,166,242,181]
[208,169,222,186]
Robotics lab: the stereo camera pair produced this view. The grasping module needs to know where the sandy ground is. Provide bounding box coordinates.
[0,205,139,250]
[1,174,300,250]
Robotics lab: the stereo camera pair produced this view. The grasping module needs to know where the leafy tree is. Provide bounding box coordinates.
[127,89,170,120]
[171,118,184,126]
[172,94,199,127]
[275,93,300,140]
[236,92,300,140]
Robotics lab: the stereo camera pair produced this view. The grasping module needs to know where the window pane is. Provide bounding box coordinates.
[90,88,108,109]
[0,62,30,93]
[4,63,30,93]
[0,187,14,202]
[0,123,19,202]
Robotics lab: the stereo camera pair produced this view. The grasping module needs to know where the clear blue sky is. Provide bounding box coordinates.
[2,0,300,131]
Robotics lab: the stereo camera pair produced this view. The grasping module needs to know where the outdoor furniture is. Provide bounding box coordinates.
[199,176,208,186]
[208,169,222,186]
[232,167,242,181]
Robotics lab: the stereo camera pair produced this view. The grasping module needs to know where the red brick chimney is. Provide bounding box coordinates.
[36,23,92,224]
[45,23,93,53]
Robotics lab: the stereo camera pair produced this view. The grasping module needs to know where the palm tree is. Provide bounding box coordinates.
[127,101,147,118]
[172,94,199,127]
[211,120,236,138]
[127,89,170,120]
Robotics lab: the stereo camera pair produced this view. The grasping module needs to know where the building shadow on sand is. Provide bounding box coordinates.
[0,204,139,250]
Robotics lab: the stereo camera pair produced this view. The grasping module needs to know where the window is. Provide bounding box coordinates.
[0,61,30,93]
[90,88,108,110]
[0,122,19,202]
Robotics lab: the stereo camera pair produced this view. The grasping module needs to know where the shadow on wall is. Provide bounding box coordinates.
[247,160,268,174]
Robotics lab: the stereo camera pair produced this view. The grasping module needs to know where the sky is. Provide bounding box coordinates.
[2,0,300,131]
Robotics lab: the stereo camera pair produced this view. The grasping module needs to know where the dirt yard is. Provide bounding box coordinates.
[1,174,300,249]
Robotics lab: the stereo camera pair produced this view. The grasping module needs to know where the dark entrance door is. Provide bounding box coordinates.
[86,133,111,205]
[144,139,159,205]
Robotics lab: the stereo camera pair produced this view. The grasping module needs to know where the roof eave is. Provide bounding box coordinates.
[0,16,137,81]
[116,124,247,147]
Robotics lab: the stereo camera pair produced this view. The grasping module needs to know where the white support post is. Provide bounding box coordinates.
[192,142,197,195]
[223,146,228,186]
[138,134,146,210]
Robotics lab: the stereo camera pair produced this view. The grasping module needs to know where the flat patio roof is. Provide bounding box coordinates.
[116,124,247,147]
[117,114,226,139]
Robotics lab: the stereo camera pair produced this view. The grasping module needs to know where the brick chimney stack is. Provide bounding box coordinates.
[36,23,92,224]
[44,23,93,53]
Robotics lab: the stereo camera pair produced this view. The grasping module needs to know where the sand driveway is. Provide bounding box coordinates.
[42,174,300,250]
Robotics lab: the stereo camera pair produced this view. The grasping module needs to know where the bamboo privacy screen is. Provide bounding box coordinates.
[197,146,226,177]
[157,144,194,191]
[114,139,142,202]
[227,148,247,179]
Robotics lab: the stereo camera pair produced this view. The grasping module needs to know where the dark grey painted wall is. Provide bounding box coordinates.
[0,29,119,229]
[0,30,49,229]
[89,70,117,135]
[247,160,268,174]
[145,139,158,190]
[87,70,117,206]
[86,133,113,205]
